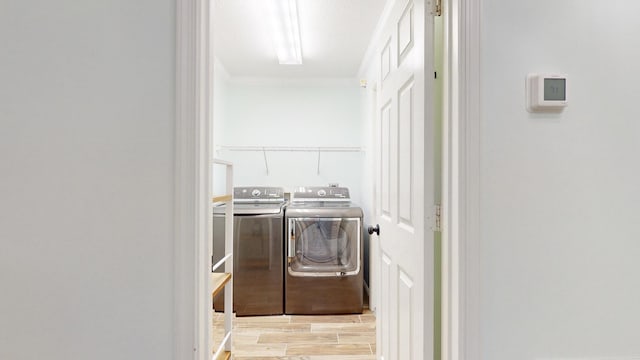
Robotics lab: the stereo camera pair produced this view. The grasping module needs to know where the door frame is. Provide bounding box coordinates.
[174,0,214,359]
[173,0,482,359]
[440,0,481,359]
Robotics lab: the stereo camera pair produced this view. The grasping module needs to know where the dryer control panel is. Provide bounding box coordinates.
[292,186,350,202]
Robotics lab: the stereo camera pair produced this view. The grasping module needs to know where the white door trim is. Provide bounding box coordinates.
[441,0,481,359]
[174,0,213,359]
[174,0,483,359]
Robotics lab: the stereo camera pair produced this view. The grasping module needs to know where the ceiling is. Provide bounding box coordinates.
[213,0,388,78]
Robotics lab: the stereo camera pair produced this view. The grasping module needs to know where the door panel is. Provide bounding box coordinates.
[380,253,393,359]
[398,269,414,359]
[381,102,392,218]
[398,79,414,227]
[398,4,414,64]
[375,0,434,359]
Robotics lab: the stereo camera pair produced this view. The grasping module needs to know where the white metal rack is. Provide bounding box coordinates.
[217,145,362,152]
[211,158,233,360]
[216,145,363,175]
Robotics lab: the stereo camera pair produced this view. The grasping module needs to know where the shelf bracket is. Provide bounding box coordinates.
[262,147,270,175]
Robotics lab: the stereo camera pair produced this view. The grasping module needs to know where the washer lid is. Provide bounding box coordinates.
[234,203,284,215]
[213,202,285,215]
[285,204,363,218]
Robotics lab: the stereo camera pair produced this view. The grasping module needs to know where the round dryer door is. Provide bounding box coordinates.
[288,217,361,276]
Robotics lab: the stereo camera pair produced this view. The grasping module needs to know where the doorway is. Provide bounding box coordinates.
[211,0,443,359]
[172,0,462,358]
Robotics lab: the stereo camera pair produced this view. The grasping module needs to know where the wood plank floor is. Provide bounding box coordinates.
[213,310,376,359]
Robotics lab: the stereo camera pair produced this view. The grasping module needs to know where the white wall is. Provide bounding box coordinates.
[213,59,231,195]
[357,60,378,293]
[480,1,640,359]
[214,78,366,204]
[213,59,230,155]
[0,1,175,359]
[358,71,376,229]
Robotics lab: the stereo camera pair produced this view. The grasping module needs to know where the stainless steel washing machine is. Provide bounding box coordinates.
[213,186,286,316]
[284,186,363,314]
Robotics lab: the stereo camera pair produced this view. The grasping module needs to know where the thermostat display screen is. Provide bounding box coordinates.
[544,78,566,101]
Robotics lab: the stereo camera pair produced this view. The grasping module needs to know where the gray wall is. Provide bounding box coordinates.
[0,1,175,359]
[480,1,640,359]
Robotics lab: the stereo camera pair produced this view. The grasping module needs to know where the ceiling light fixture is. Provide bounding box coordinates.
[267,0,302,65]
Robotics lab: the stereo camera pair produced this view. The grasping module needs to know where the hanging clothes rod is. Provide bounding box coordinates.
[217,146,362,152]
[217,146,362,175]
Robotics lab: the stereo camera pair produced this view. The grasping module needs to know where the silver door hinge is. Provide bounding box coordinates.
[429,204,442,232]
[432,0,442,16]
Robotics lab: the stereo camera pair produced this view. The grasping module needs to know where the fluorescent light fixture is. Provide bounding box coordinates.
[267,0,302,65]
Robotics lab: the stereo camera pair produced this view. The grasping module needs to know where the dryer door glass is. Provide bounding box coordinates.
[289,217,361,275]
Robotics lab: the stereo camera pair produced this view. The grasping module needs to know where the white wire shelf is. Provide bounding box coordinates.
[216,146,363,175]
[217,145,362,152]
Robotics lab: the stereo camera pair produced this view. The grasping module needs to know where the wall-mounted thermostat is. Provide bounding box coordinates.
[526,73,568,112]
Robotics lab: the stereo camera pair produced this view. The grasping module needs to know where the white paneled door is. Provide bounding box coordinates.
[375,0,434,359]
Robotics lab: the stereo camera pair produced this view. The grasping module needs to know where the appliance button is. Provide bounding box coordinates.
[317,189,326,197]
[251,189,261,197]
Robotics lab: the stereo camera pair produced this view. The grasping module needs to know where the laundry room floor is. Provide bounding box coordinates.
[213,308,376,359]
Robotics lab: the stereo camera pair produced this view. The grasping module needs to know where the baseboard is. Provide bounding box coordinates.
[537,357,640,360]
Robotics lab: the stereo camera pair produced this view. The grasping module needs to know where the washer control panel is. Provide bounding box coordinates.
[234,187,284,203]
